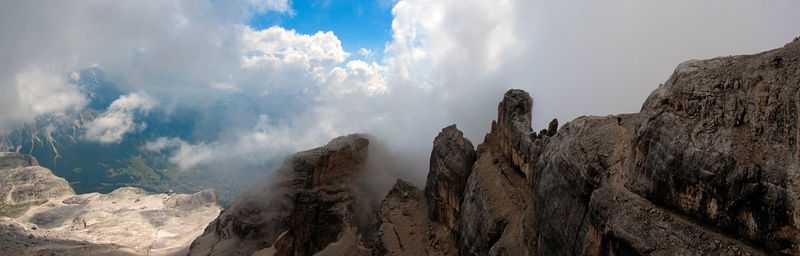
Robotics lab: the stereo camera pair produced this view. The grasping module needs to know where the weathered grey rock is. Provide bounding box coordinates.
[0,153,74,218]
[585,186,765,256]
[528,113,638,255]
[628,39,800,254]
[493,89,536,179]
[546,118,558,136]
[189,134,370,256]
[0,152,38,170]
[458,98,534,255]
[375,179,457,256]
[424,125,476,230]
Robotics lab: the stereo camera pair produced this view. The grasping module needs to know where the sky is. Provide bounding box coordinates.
[248,0,394,58]
[1,0,800,184]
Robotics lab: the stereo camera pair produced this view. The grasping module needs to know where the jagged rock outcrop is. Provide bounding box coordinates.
[0,152,221,256]
[189,134,371,256]
[493,89,536,179]
[458,97,534,255]
[424,125,476,230]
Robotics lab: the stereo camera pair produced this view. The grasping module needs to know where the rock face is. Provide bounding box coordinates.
[424,125,476,230]
[458,99,533,255]
[0,152,75,218]
[190,39,800,255]
[0,152,221,256]
[529,113,639,255]
[627,43,800,253]
[188,134,371,256]
[529,40,800,255]
[375,180,457,256]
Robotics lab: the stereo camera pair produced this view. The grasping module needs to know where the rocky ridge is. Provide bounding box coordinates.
[0,152,220,256]
[187,39,800,255]
[189,135,371,256]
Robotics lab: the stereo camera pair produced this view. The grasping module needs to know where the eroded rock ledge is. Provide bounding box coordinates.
[190,39,800,255]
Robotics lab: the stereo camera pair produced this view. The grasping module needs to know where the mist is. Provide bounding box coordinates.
[1,0,799,191]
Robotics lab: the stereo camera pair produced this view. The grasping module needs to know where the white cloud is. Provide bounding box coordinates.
[146,114,332,170]
[240,26,349,70]
[143,137,184,152]
[83,92,157,143]
[358,48,372,57]
[15,68,87,119]
[145,137,215,170]
[70,72,81,81]
[323,60,389,96]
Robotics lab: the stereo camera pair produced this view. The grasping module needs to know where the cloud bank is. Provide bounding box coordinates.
[2,0,800,180]
[13,68,87,124]
[84,92,157,143]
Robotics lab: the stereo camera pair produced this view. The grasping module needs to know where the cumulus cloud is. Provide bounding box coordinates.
[240,26,350,69]
[142,137,184,152]
[358,48,373,57]
[15,68,87,118]
[324,60,389,96]
[0,66,87,133]
[83,92,157,143]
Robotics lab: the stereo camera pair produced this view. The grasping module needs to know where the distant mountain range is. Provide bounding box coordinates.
[0,68,274,204]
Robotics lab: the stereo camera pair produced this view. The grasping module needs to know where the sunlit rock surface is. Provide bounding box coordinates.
[0,152,220,256]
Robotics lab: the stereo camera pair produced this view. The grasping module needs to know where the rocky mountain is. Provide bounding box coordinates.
[188,38,800,256]
[0,152,220,256]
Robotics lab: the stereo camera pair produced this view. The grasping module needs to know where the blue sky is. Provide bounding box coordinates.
[248,0,394,59]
